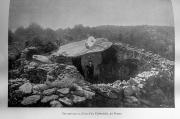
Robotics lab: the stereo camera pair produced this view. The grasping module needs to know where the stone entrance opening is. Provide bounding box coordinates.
[72,56,85,77]
[72,45,140,84]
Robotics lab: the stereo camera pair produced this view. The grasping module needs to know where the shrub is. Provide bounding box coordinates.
[25,35,58,54]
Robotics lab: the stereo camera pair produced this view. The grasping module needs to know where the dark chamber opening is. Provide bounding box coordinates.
[71,46,139,84]
[72,56,85,77]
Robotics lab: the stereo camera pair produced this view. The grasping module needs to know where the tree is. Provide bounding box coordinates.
[44,28,57,41]
[25,23,44,39]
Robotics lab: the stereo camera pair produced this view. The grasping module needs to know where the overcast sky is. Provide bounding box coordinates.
[9,0,174,31]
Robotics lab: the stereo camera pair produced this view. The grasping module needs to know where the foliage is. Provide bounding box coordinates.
[9,23,174,61]
[25,35,58,54]
[142,70,174,107]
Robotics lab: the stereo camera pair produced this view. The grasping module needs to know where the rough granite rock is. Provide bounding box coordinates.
[72,83,83,91]
[125,96,139,103]
[32,89,41,95]
[57,88,69,94]
[58,93,65,97]
[72,90,84,97]
[82,86,92,91]
[104,92,118,99]
[59,97,73,106]
[124,86,134,96]
[19,83,33,94]
[127,78,138,86]
[112,80,121,87]
[65,65,76,70]
[82,90,95,99]
[72,90,95,99]
[50,80,65,88]
[13,90,24,100]
[33,84,49,91]
[50,100,63,107]
[21,95,40,105]
[138,84,144,89]
[29,62,38,67]
[70,95,86,103]
[42,88,56,95]
[41,95,59,103]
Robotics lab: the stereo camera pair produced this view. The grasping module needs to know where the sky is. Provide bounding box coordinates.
[9,0,174,31]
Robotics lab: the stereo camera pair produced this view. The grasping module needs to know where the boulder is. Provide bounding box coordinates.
[127,78,138,86]
[59,94,65,97]
[110,86,124,95]
[104,92,118,99]
[46,75,54,82]
[72,90,85,97]
[59,97,73,106]
[33,55,51,63]
[132,86,140,92]
[19,83,33,94]
[138,84,144,89]
[121,80,128,86]
[112,80,121,87]
[72,83,83,91]
[82,86,92,91]
[72,90,95,99]
[82,90,95,99]
[32,89,41,95]
[125,96,138,103]
[13,90,24,100]
[42,88,56,95]
[50,80,65,88]
[50,100,63,107]
[65,65,76,70]
[57,88,69,94]
[33,84,49,91]
[41,95,59,103]
[21,95,40,105]
[132,86,140,97]
[29,62,38,67]
[124,86,134,96]
[70,95,86,103]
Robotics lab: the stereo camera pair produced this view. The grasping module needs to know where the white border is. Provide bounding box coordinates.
[0,0,180,119]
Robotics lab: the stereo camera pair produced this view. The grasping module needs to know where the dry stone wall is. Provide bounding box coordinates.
[8,42,174,107]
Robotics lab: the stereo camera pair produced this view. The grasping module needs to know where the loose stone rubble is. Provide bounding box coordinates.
[8,43,174,107]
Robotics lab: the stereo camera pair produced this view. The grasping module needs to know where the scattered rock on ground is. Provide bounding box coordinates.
[124,86,134,96]
[50,100,63,107]
[13,90,24,100]
[21,95,40,105]
[59,97,73,106]
[104,92,118,99]
[42,88,56,95]
[70,95,86,103]
[125,96,139,104]
[57,88,69,94]
[19,83,33,94]
[41,95,59,103]
[33,84,49,91]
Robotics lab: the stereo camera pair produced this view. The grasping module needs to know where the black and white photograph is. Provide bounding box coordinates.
[7,0,175,108]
